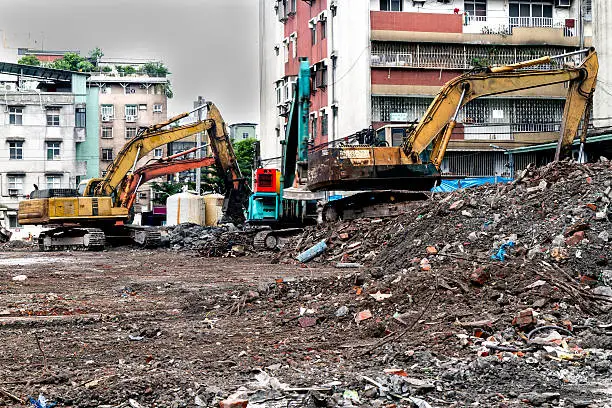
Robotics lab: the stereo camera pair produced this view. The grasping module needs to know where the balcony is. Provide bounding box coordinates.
[371,11,585,47]
[371,44,572,71]
[464,15,576,37]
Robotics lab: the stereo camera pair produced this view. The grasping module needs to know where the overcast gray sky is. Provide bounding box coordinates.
[0,0,259,125]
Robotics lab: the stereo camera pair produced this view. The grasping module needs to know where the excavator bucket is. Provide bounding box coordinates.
[307,146,441,192]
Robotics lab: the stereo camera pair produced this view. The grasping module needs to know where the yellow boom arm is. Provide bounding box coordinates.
[404,48,598,166]
[93,102,241,197]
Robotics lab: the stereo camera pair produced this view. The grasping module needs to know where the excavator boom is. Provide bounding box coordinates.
[119,156,217,211]
[405,48,598,164]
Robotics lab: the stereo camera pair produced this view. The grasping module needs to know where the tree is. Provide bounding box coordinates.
[233,138,257,187]
[141,61,170,77]
[88,47,104,66]
[18,55,40,66]
[49,52,90,71]
[150,181,184,205]
[77,60,94,72]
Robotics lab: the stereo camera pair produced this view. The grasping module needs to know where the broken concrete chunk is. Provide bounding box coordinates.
[512,308,536,328]
[449,200,465,210]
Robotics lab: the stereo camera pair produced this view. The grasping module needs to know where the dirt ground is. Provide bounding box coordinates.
[1,249,612,408]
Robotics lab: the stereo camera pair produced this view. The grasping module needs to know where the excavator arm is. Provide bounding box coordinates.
[405,48,598,166]
[118,156,217,211]
[93,102,246,222]
[94,112,212,197]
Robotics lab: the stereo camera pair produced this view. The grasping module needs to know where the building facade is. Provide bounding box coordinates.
[260,0,593,177]
[229,122,257,141]
[0,63,96,235]
[88,60,169,213]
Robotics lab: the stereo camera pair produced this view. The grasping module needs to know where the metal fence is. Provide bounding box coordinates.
[371,43,571,71]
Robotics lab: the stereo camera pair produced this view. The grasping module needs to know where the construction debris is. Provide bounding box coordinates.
[2,160,612,407]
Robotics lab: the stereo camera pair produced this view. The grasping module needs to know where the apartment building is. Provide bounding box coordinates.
[260,0,596,177]
[229,122,257,141]
[0,63,98,234]
[88,60,169,213]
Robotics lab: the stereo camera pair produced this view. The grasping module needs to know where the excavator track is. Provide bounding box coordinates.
[128,227,163,248]
[253,228,303,250]
[38,227,106,252]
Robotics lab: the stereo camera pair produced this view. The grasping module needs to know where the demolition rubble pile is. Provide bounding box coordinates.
[275,159,612,349]
[166,223,256,256]
[285,159,612,276]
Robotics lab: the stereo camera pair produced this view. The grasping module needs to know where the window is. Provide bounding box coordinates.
[8,175,23,195]
[9,142,23,160]
[321,19,327,40]
[75,107,86,128]
[585,0,592,20]
[283,40,289,63]
[288,0,296,14]
[314,63,327,88]
[101,104,114,118]
[153,104,163,113]
[101,127,113,139]
[242,132,249,140]
[509,0,553,26]
[125,104,137,118]
[311,116,317,141]
[126,127,137,139]
[311,23,317,45]
[9,107,23,125]
[153,148,163,158]
[465,0,487,19]
[46,107,60,126]
[46,142,61,160]
[8,215,20,228]
[46,175,61,189]
[139,104,147,111]
[138,192,148,200]
[321,111,328,137]
[101,148,113,161]
[290,35,297,59]
[380,0,402,11]
[276,82,283,105]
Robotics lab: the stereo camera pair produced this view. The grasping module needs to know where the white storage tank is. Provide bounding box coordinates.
[166,193,206,226]
[204,193,225,226]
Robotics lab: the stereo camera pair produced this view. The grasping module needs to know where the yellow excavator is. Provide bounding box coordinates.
[18,102,245,250]
[308,48,599,196]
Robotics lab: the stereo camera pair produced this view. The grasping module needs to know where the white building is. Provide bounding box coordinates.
[0,63,91,234]
[260,0,594,176]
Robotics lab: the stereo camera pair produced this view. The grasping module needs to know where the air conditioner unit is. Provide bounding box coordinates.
[125,115,136,122]
[139,84,147,89]
[8,189,19,196]
[555,0,571,7]
[102,115,112,122]
[3,83,16,91]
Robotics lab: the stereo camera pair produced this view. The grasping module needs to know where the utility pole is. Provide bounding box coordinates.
[194,96,204,194]
[579,0,585,49]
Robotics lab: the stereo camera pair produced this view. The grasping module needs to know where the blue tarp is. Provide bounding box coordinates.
[432,177,513,193]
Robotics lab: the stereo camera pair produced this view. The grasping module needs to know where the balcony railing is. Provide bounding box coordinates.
[371,44,575,71]
[463,15,576,37]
